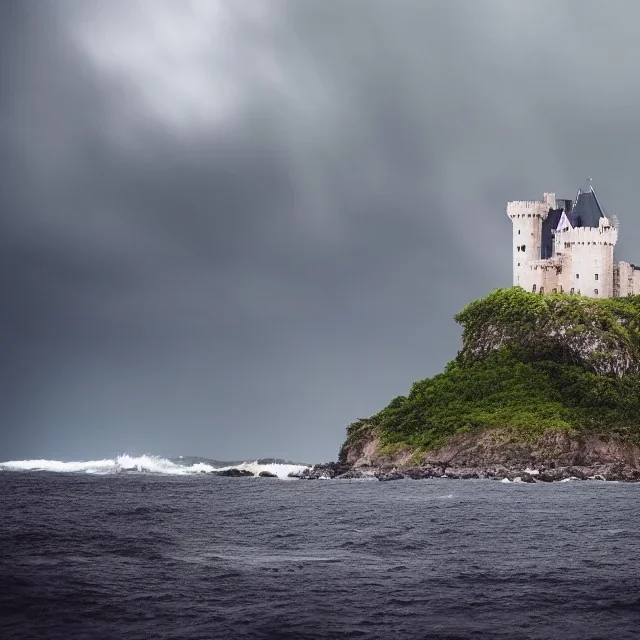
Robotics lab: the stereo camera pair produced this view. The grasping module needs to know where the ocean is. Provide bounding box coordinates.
[1,457,639,639]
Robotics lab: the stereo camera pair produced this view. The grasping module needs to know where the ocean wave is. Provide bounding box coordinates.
[0,454,311,479]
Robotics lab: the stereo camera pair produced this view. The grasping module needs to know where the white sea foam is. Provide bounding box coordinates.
[0,454,310,479]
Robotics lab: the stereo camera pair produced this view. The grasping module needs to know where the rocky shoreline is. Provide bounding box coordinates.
[292,429,640,483]
[287,460,640,482]
[206,432,640,483]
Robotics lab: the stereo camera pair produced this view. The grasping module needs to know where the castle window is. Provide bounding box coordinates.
[595,273,599,280]
[594,289,599,295]
[576,273,580,279]
[517,246,520,252]
[532,285,536,293]
[552,288,557,293]
[540,287,544,294]
[518,230,521,235]
[517,263,520,266]
[521,245,526,252]
[570,287,575,294]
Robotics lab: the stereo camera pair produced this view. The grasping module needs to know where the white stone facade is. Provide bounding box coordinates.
[507,193,555,288]
[507,188,638,298]
[614,261,640,297]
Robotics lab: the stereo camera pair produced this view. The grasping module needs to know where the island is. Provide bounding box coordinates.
[295,288,640,482]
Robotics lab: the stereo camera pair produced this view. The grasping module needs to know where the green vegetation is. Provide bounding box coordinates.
[362,288,640,453]
[456,287,640,373]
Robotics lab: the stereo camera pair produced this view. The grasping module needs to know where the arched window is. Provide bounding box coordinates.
[552,288,557,293]
[540,287,544,294]
[595,274,599,280]
[532,284,537,293]
[570,287,575,294]
[594,289,599,295]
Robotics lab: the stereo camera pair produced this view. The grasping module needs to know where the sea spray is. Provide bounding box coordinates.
[0,454,311,479]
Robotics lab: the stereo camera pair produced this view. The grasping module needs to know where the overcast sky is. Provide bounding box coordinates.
[2,0,640,462]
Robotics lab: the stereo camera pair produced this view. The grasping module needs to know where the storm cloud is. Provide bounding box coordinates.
[2,0,640,461]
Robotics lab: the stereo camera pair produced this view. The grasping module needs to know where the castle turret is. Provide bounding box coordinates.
[554,184,618,297]
[506,193,553,287]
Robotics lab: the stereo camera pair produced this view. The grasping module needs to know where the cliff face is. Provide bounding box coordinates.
[456,289,640,376]
[338,421,415,468]
[336,289,640,480]
[340,424,640,471]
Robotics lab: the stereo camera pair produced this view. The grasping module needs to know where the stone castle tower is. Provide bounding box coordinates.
[507,182,639,298]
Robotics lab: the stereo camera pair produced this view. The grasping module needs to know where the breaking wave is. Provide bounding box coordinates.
[0,454,311,479]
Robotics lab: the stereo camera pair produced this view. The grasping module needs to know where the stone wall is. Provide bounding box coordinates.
[553,222,617,298]
[520,258,562,294]
[616,261,634,297]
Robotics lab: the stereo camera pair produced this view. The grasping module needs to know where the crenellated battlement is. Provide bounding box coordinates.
[527,258,563,270]
[555,225,618,246]
[506,199,550,219]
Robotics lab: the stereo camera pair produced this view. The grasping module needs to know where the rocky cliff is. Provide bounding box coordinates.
[331,288,640,482]
[456,288,640,376]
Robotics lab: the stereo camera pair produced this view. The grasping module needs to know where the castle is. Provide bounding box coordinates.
[507,181,640,298]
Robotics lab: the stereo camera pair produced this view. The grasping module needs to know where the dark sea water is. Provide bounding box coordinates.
[1,473,639,640]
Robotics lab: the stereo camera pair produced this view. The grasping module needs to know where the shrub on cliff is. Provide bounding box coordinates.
[455,288,640,375]
[367,289,640,451]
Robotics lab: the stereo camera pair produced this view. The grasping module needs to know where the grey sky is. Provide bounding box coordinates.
[2,0,640,461]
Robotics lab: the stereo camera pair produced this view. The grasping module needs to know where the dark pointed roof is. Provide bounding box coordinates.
[569,182,605,228]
